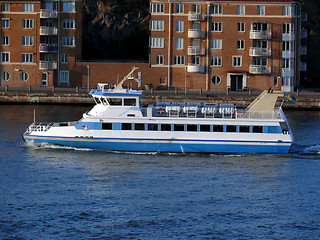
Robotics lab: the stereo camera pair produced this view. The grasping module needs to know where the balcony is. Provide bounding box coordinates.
[40,9,58,18]
[300,62,307,72]
[282,68,295,77]
[188,12,206,21]
[301,12,308,21]
[300,46,307,55]
[188,46,205,56]
[282,50,295,58]
[187,64,205,73]
[39,61,57,70]
[300,29,307,38]
[39,44,57,53]
[249,30,272,39]
[249,47,271,57]
[188,29,205,39]
[249,65,271,74]
[40,26,58,35]
[282,33,295,41]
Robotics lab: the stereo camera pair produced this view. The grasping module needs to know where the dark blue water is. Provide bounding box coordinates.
[0,105,319,239]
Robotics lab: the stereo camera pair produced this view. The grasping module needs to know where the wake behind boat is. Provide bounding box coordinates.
[23,67,293,154]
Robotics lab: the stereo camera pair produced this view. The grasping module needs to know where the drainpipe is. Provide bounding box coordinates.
[167,0,171,90]
[206,2,210,91]
[57,0,60,86]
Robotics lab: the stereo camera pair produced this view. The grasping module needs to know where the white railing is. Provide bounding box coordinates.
[300,62,307,71]
[188,46,205,55]
[188,12,206,21]
[282,50,295,58]
[300,46,307,55]
[187,65,205,73]
[39,61,57,70]
[249,47,271,57]
[188,29,205,38]
[40,26,58,35]
[282,33,295,41]
[282,68,295,77]
[40,9,58,18]
[249,65,271,74]
[250,30,272,39]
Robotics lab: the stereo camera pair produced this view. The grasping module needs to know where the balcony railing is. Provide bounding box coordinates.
[301,12,308,21]
[188,29,206,39]
[282,68,295,77]
[39,61,57,70]
[188,46,205,56]
[300,29,307,38]
[40,26,58,35]
[282,50,295,58]
[300,62,307,72]
[39,44,57,53]
[249,30,272,39]
[300,46,307,55]
[282,33,295,41]
[188,12,206,21]
[249,65,271,74]
[249,47,271,57]
[40,9,58,18]
[187,64,205,73]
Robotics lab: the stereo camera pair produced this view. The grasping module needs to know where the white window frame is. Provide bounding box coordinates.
[60,71,69,83]
[151,3,164,14]
[283,6,294,16]
[22,53,33,63]
[237,22,245,32]
[211,22,222,32]
[1,52,9,63]
[175,38,183,50]
[237,5,245,15]
[61,53,69,64]
[2,3,10,12]
[253,57,267,66]
[237,40,245,50]
[20,72,29,81]
[62,2,75,12]
[176,4,184,14]
[22,36,33,46]
[210,56,222,67]
[156,55,164,65]
[150,38,164,48]
[176,21,184,32]
[232,56,242,67]
[210,39,222,50]
[22,19,34,29]
[211,4,222,15]
[2,18,10,28]
[151,20,164,31]
[62,19,76,29]
[1,72,11,81]
[173,56,185,65]
[283,23,294,34]
[62,36,75,47]
[2,36,9,46]
[23,4,34,12]
[257,6,265,15]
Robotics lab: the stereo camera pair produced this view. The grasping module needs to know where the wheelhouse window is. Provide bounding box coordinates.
[108,98,122,105]
[124,98,136,106]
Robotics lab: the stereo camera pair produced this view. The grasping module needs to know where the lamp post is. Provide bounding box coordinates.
[87,65,90,92]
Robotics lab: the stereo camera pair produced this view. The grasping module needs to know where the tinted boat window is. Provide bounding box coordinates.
[226,125,237,132]
[200,124,210,132]
[187,124,197,132]
[174,124,185,131]
[108,98,122,105]
[122,123,132,130]
[253,126,263,133]
[102,123,112,130]
[148,123,158,131]
[239,125,250,132]
[135,123,145,130]
[161,124,171,131]
[213,125,223,132]
[124,98,136,106]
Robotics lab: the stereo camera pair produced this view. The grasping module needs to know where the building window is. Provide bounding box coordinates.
[257,6,265,15]
[151,20,164,31]
[176,38,183,50]
[282,41,294,51]
[20,72,29,81]
[23,4,34,12]
[1,72,10,81]
[253,57,267,66]
[1,52,9,62]
[282,77,292,86]
[212,75,221,85]
[192,4,201,13]
[253,40,267,48]
[22,53,33,63]
[253,22,268,31]
[274,76,278,87]
[237,22,245,32]
[1,36,9,46]
[22,36,33,46]
[283,23,294,34]
[210,56,222,67]
[176,21,184,32]
[232,56,242,67]
[62,36,75,46]
[237,5,245,15]
[61,53,68,64]
[283,6,294,16]
[156,55,163,65]
[151,3,164,13]
[237,40,245,50]
[282,58,292,69]
[173,56,185,65]
[192,56,200,65]
[60,71,69,83]
[2,18,9,28]
[150,38,164,48]
[210,39,222,49]
[211,4,222,15]
[176,3,183,14]
[62,2,75,12]
[62,19,76,29]
[2,3,10,12]
[22,19,34,29]
[211,22,222,32]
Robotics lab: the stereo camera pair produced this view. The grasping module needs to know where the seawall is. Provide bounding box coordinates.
[0,91,319,109]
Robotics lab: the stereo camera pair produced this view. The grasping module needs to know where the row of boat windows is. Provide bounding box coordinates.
[94,97,137,106]
[101,122,266,133]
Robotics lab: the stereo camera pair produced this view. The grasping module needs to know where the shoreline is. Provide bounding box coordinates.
[0,90,319,109]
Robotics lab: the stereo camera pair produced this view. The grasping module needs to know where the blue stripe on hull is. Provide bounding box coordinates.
[23,136,291,154]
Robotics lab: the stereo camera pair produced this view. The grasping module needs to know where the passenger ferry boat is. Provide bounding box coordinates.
[23,68,293,154]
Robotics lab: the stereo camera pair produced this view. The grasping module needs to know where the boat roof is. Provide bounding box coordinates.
[89,88,143,98]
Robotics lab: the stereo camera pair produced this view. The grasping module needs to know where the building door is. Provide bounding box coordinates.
[230,75,243,91]
[41,72,48,86]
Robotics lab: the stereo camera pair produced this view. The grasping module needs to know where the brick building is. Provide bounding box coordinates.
[149,0,307,92]
[0,0,82,87]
